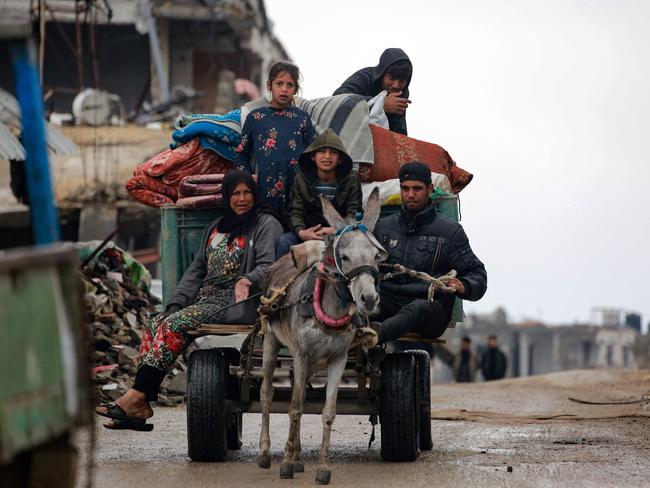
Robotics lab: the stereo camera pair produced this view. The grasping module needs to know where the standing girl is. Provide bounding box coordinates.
[234,61,315,212]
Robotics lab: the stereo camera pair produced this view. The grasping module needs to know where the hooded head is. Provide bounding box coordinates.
[372,48,413,96]
[297,129,354,180]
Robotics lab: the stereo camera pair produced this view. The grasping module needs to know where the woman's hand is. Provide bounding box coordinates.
[234,277,252,302]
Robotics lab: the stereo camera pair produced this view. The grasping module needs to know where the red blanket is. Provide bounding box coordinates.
[358,125,473,194]
[178,174,224,198]
[125,139,232,208]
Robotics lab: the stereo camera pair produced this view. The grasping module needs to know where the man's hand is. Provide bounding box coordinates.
[448,278,465,294]
[383,91,411,115]
[234,277,252,302]
[298,225,323,241]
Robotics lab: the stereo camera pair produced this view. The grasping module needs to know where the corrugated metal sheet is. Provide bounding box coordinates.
[0,122,26,161]
[0,88,78,161]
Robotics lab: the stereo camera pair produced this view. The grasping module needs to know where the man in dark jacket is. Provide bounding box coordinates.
[333,48,412,135]
[372,161,487,343]
[480,335,508,380]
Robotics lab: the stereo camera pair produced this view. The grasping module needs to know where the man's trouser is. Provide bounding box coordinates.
[375,292,454,344]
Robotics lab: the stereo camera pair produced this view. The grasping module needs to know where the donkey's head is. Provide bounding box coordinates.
[321,188,387,316]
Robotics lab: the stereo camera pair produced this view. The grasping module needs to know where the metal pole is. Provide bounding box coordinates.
[10,39,60,244]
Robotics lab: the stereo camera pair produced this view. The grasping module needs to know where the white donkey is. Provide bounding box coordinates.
[258,189,386,485]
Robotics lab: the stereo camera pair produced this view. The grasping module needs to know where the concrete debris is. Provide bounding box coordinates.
[82,245,186,405]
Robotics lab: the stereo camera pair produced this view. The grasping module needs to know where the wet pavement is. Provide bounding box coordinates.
[78,369,650,487]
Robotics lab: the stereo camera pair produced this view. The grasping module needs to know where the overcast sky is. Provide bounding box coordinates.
[265,0,650,329]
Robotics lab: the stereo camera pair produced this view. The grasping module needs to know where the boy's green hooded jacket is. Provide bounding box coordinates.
[289,129,362,233]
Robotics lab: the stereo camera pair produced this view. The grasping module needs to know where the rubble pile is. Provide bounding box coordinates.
[78,241,188,406]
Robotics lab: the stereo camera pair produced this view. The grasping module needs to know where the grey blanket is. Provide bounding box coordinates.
[242,94,374,167]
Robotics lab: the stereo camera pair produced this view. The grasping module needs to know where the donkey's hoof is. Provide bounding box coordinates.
[315,468,331,485]
[293,459,304,473]
[280,462,294,479]
[257,454,271,469]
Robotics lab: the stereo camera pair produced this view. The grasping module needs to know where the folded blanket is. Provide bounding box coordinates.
[171,110,241,161]
[175,194,223,209]
[242,95,374,166]
[359,125,473,193]
[161,152,231,186]
[178,174,224,198]
[145,138,202,177]
[125,175,176,207]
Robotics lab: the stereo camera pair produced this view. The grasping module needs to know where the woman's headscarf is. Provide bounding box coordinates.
[218,170,261,244]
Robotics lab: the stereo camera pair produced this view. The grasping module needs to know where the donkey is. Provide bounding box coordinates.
[257,188,387,485]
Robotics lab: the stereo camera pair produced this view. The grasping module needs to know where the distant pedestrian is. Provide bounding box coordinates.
[480,335,508,381]
[453,336,477,383]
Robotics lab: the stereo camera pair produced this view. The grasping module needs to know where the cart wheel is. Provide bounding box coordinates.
[220,347,243,451]
[187,349,227,461]
[403,350,432,451]
[379,353,420,462]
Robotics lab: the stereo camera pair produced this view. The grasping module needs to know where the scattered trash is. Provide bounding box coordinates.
[79,240,186,405]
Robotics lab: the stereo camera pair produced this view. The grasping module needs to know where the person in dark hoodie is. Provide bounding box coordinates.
[276,128,362,256]
[333,48,413,135]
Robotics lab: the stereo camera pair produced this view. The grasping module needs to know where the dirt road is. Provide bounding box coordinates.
[79,369,650,487]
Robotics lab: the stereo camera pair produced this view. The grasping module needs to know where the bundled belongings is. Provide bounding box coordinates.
[358,124,474,194]
[176,174,224,209]
[125,138,232,207]
[78,241,189,405]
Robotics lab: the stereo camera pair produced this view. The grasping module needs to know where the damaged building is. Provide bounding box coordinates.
[439,308,642,382]
[0,0,289,266]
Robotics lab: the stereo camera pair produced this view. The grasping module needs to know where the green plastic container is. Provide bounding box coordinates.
[160,206,223,305]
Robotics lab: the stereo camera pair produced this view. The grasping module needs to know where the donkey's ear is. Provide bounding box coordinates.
[363,187,381,232]
[321,195,346,229]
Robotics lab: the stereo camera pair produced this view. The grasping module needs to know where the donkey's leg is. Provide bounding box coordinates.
[280,353,308,479]
[316,352,347,485]
[291,381,308,473]
[258,330,279,469]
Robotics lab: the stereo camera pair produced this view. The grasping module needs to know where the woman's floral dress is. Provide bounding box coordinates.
[139,229,246,370]
[234,106,314,211]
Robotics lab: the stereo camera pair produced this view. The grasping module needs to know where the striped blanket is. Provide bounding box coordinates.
[242,95,374,166]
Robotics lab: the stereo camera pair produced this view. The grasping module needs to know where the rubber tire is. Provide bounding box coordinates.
[403,350,433,450]
[220,347,243,451]
[379,353,421,462]
[187,349,227,461]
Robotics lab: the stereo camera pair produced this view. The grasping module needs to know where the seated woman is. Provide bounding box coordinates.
[95,170,283,431]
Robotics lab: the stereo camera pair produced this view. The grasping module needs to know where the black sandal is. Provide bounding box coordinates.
[95,402,154,431]
[103,417,154,432]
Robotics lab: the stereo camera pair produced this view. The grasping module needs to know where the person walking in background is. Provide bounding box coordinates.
[235,61,315,213]
[480,335,508,381]
[453,337,477,383]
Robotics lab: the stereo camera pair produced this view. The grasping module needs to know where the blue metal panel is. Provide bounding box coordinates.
[10,40,60,244]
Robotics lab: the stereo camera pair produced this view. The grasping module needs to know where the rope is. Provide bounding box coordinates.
[379,263,457,300]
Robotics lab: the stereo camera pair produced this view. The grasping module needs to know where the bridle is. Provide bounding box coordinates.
[313,221,386,329]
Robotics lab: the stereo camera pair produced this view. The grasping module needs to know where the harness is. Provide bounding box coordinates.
[313,221,384,329]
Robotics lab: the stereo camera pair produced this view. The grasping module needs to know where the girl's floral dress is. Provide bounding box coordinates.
[234,106,314,211]
[139,229,246,370]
